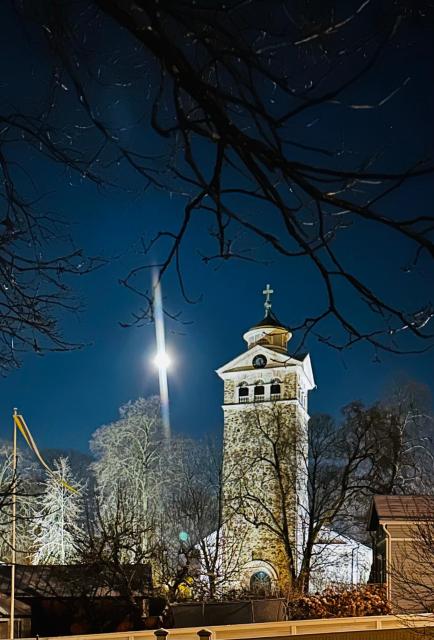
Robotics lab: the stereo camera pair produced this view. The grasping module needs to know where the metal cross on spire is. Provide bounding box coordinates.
[262,283,274,317]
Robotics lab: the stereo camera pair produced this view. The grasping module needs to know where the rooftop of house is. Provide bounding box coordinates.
[0,595,30,618]
[0,563,152,599]
[368,494,434,530]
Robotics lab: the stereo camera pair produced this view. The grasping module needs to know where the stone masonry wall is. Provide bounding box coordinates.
[222,379,306,594]
[224,380,237,404]
[282,372,298,399]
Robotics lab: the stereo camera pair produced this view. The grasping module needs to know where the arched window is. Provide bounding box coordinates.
[270,378,281,400]
[254,382,265,401]
[238,382,249,403]
[250,570,272,595]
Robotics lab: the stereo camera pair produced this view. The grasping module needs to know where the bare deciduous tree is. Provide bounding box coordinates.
[75,486,154,591]
[373,378,434,494]
[0,443,39,562]
[0,109,103,372]
[298,408,381,592]
[226,398,433,594]
[90,396,164,555]
[16,484,156,633]
[388,507,434,615]
[156,437,244,600]
[5,0,434,354]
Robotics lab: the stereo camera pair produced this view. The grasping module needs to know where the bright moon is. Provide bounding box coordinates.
[153,350,171,371]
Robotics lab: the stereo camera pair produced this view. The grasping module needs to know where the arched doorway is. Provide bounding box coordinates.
[242,559,277,595]
[250,570,272,595]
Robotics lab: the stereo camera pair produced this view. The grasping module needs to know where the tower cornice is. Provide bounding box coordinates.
[221,398,311,420]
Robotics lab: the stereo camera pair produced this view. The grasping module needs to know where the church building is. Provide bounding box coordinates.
[216,285,315,593]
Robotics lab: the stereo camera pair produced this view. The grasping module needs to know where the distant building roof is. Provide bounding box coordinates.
[368,495,434,530]
[0,564,152,599]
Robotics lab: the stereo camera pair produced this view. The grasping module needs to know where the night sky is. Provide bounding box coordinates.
[0,2,433,452]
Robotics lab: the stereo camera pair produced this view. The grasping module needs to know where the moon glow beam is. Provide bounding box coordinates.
[152,271,171,439]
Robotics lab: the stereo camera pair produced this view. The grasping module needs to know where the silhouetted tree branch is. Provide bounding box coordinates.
[6,0,434,353]
[0,112,104,371]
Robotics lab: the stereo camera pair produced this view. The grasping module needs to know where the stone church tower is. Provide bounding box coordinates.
[216,285,315,593]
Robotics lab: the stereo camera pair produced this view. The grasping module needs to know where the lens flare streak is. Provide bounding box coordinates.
[153,271,171,439]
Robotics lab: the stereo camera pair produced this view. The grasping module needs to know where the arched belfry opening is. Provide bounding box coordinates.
[254,381,265,401]
[238,381,249,403]
[270,379,281,400]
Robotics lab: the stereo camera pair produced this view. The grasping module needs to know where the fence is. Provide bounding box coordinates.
[23,613,434,640]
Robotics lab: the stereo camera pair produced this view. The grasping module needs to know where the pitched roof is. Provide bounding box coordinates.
[0,564,152,598]
[368,495,434,530]
[0,596,30,618]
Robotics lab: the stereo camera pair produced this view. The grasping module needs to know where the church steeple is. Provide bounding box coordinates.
[243,284,292,353]
[216,285,315,593]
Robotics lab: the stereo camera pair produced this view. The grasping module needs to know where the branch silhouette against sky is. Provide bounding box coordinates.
[0,0,432,363]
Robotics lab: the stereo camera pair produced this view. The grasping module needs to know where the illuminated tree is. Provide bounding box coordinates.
[90,397,164,554]
[0,443,38,562]
[31,456,84,564]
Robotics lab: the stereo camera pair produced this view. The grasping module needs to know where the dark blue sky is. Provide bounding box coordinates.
[0,179,432,452]
[0,2,433,452]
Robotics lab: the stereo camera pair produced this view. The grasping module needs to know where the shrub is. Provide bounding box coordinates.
[287,585,392,620]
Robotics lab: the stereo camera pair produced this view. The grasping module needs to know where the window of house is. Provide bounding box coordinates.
[376,553,385,584]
